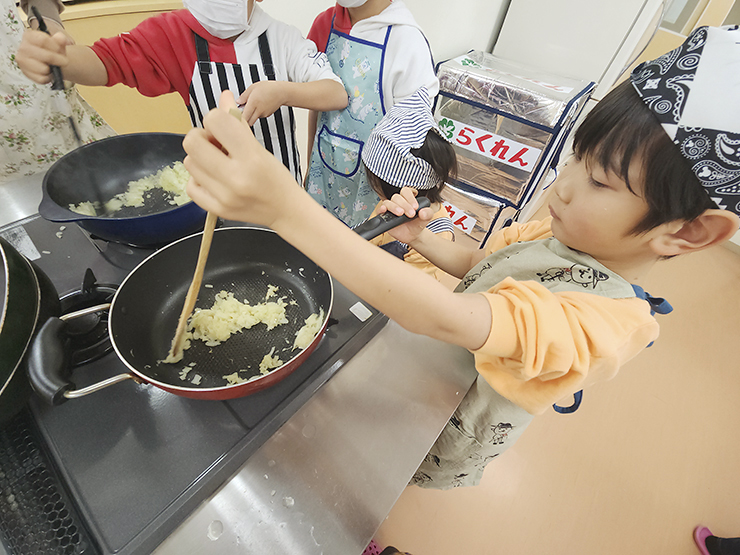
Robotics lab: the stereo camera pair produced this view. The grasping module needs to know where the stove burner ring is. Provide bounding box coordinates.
[65,310,102,336]
[60,283,117,366]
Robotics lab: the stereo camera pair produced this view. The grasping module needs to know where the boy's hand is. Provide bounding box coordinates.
[184,91,297,227]
[16,29,68,84]
[236,81,287,126]
[378,187,434,245]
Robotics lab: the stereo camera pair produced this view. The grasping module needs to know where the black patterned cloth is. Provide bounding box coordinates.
[630,25,740,215]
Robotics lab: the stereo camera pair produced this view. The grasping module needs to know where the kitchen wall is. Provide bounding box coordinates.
[262,0,508,62]
[492,0,667,100]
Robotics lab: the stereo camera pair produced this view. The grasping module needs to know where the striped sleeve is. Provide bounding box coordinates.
[425,215,455,236]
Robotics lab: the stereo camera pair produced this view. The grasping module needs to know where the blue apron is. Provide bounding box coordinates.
[305,18,391,227]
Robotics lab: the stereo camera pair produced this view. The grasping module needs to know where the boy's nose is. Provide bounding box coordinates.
[552,174,571,203]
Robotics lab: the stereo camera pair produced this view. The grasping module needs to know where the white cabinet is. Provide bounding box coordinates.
[263,0,509,63]
[492,0,667,99]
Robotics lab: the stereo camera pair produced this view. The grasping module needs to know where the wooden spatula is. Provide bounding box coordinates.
[165,107,243,363]
[165,211,218,363]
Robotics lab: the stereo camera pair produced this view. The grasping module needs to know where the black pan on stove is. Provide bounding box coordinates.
[28,227,332,404]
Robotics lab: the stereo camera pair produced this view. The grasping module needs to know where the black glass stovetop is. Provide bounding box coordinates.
[0,215,386,555]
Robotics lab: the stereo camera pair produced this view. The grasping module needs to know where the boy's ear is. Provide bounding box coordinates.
[650,209,740,256]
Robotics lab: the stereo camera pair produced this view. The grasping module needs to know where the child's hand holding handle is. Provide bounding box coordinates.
[17,10,70,85]
[353,196,431,240]
[30,8,64,90]
[375,188,435,245]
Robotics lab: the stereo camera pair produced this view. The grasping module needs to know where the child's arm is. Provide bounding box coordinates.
[237,79,347,127]
[16,29,107,86]
[237,21,348,127]
[183,93,492,351]
[184,94,662,412]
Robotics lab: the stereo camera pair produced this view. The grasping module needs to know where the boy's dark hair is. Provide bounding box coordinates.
[572,79,717,234]
[366,129,457,205]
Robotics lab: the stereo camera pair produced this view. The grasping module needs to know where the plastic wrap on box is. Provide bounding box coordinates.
[437,51,583,128]
[435,51,594,213]
[441,182,503,244]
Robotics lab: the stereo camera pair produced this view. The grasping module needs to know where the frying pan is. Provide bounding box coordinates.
[0,238,61,422]
[28,198,431,406]
[39,133,207,247]
[28,227,331,404]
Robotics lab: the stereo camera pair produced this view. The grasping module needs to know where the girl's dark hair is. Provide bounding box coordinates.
[572,79,716,234]
[366,129,457,205]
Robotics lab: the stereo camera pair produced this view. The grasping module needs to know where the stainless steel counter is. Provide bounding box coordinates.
[0,172,44,227]
[153,320,476,554]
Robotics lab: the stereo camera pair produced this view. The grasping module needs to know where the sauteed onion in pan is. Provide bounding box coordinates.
[69,161,191,216]
[165,284,326,387]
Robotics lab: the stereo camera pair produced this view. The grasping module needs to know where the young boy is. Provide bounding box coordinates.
[304,0,439,226]
[15,0,347,182]
[361,87,456,277]
[180,25,740,489]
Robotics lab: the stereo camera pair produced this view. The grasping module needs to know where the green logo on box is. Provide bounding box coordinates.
[438,118,455,140]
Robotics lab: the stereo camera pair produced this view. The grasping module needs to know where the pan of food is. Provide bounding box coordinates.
[0,237,61,421]
[27,198,431,405]
[38,132,207,247]
[27,227,330,404]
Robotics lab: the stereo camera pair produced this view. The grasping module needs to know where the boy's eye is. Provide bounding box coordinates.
[588,176,609,189]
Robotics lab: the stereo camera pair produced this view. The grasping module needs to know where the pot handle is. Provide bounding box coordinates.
[37,189,84,223]
[26,304,135,406]
[353,196,431,240]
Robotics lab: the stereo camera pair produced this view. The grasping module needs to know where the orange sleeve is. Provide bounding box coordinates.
[484,218,554,255]
[472,277,659,415]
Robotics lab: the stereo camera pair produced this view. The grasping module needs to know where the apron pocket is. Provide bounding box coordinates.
[317,125,363,178]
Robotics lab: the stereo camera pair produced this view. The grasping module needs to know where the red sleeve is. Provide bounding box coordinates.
[307,5,352,52]
[89,10,236,102]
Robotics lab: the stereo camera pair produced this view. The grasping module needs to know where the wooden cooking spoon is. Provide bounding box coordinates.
[165,107,243,363]
[165,210,218,363]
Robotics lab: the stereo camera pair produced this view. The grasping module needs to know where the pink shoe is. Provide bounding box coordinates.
[694,526,713,555]
[362,540,383,555]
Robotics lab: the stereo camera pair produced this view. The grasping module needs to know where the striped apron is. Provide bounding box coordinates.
[188,31,302,182]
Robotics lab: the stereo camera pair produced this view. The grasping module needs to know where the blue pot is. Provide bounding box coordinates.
[39,133,207,247]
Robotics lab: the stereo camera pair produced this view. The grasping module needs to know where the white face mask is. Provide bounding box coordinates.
[336,0,369,7]
[184,0,253,39]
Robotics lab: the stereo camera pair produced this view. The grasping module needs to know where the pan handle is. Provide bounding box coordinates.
[353,196,431,240]
[38,189,84,222]
[26,304,135,405]
[63,373,137,400]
